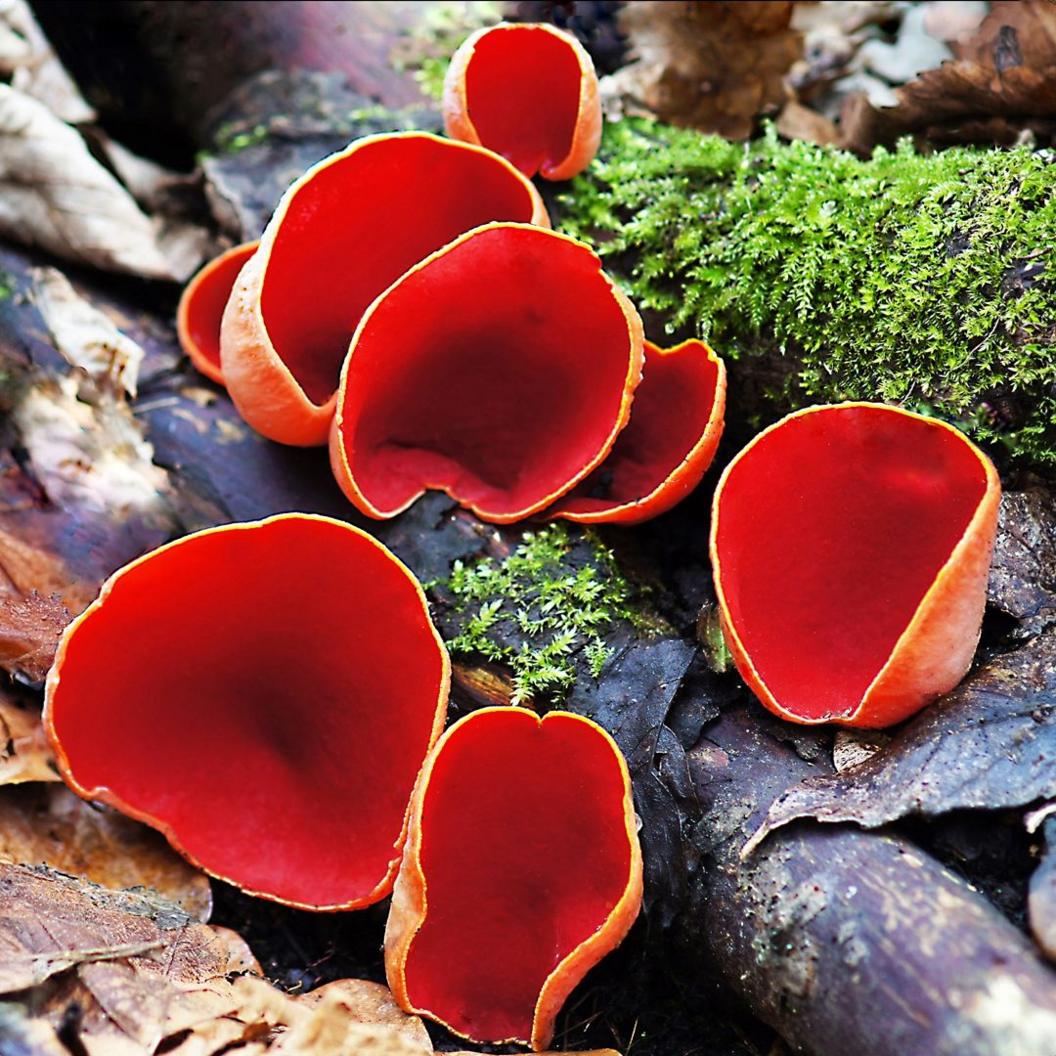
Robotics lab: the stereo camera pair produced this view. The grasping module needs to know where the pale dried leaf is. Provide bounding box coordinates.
[854,4,953,85]
[0,0,94,124]
[31,267,144,396]
[13,375,173,519]
[0,785,211,919]
[298,979,431,1050]
[167,976,432,1056]
[0,84,176,280]
[0,688,55,784]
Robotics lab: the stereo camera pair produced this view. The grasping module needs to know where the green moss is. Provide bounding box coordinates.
[441,525,635,704]
[213,122,270,154]
[558,118,1056,465]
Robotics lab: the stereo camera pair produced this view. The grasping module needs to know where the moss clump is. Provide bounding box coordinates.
[441,525,635,705]
[213,121,270,154]
[558,118,1056,465]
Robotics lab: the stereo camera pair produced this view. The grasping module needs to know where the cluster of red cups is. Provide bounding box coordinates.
[48,21,1000,1053]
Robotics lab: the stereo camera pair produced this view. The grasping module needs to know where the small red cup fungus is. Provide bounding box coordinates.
[710,403,1001,728]
[443,23,601,180]
[220,132,549,447]
[176,241,258,386]
[385,707,642,1050]
[44,513,450,910]
[550,338,727,524]
[329,222,644,524]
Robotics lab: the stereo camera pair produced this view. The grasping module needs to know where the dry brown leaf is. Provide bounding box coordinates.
[297,978,432,1051]
[0,687,56,784]
[602,1,802,139]
[0,590,70,682]
[0,84,177,280]
[0,785,211,919]
[0,0,95,124]
[0,523,85,603]
[165,974,433,1056]
[775,99,839,144]
[840,0,1056,150]
[952,0,1056,69]
[32,267,145,397]
[0,864,438,1056]
[0,863,258,1053]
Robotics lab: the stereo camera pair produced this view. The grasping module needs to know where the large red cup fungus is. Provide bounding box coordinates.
[385,707,642,1050]
[176,241,258,386]
[443,23,601,181]
[219,132,549,447]
[44,513,450,910]
[710,403,1001,728]
[330,223,644,524]
[550,338,727,524]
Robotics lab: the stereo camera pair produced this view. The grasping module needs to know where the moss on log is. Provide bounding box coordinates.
[557,118,1056,467]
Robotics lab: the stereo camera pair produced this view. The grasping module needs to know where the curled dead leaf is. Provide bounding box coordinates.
[0,863,258,1053]
[0,84,177,280]
[744,630,1056,855]
[32,267,145,397]
[13,375,173,520]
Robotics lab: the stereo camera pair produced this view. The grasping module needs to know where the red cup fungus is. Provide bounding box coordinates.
[710,403,1001,728]
[443,23,602,181]
[385,707,642,1050]
[44,513,450,910]
[550,338,727,524]
[329,223,644,524]
[219,132,550,447]
[176,241,258,386]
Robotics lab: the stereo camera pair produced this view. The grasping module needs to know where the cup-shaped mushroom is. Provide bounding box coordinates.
[385,707,642,1050]
[443,23,601,180]
[330,223,644,524]
[177,241,258,386]
[710,403,1001,728]
[220,132,549,446]
[44,514,450,910]
[550,338,726,524]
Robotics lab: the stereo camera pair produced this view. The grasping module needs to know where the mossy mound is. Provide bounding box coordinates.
[558,118,1056,466]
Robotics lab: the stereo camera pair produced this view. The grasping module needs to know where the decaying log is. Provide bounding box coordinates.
[685,703,1056,1056]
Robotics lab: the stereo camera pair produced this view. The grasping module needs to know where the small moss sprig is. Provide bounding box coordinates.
[558,118,1056,465]
[442,525,634,704]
